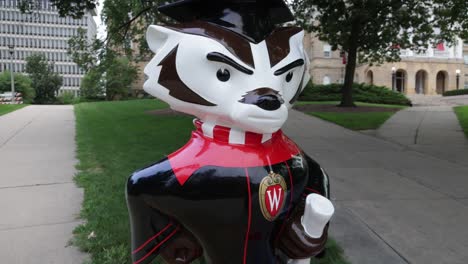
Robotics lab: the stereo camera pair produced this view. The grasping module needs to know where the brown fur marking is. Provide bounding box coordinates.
[265,27,302,67]
[167,21,255,68]
[158,45,217,106]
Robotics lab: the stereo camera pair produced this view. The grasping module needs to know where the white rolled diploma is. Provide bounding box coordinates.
[288,194,335,264]
[302,193,335,238]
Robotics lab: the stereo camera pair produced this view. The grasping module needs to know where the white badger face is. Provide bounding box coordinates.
[144,22,310,134]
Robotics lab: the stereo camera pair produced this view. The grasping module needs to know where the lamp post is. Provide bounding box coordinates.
[8,44,15,102]
[456,69,461,90]
[392,67,396,92]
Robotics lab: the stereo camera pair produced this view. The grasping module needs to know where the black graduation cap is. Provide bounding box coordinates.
[158,0,295,43]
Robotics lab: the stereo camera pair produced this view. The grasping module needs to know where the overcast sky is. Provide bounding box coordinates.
[94,0,106,39]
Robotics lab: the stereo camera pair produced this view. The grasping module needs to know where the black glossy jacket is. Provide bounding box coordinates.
[126,129,330,264]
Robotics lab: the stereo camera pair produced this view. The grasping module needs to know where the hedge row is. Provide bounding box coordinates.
[299,83,412,106]
[443,89,468,97]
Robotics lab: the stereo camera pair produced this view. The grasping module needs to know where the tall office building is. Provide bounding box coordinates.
[0,0,97,96]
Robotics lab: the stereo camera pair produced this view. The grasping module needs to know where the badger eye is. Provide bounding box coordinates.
[217,69,231,82]
[286,72,294,82]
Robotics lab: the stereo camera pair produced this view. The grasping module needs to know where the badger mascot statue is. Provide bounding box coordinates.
[126,0,335,263]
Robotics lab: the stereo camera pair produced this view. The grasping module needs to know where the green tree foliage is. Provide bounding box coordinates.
[77,53,137,101]
[291,0,467,107]
[18,0,97,19]
[68,32,138,101]
[433,0,468,41]
[0,71,35,103]
[101,0,164,57]
[80,68,105,100]
[49,0,97,19]
[67,28,102,72]
[68,28,138,101]
[66,0,178,59]
[65,0,173,60]
[25,54,63,104]
[105,56,138,100]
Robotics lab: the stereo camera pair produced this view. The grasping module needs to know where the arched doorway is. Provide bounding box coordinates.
[366,70,374,85]
[436,71,448,95]
[396,70,406,93]
[415,70,428,94]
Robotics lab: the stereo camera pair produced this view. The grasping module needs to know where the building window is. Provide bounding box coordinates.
[464,55,468,65]
[323,75,331,85]
[323,44,332,58]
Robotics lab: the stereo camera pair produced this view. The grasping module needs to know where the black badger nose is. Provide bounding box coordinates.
[239,88,284,111]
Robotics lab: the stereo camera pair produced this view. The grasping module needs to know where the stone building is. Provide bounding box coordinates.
[306,34,468,95]
[129,46,148,96]
[464,44,468,89]
[0,0,97,96]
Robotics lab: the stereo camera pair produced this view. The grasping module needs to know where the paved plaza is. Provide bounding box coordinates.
[408,94,468,107]
[0,106,86,263]
[377,106,468,166]
[284,105,468,264]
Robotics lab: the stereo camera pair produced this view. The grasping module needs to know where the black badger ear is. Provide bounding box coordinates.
[158,45,217,106]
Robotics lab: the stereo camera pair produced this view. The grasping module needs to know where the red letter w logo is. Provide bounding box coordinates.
[265,185,285,218]
[267,187,283,212]
[259,173,287,221]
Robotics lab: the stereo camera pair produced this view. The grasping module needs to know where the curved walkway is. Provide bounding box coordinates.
[0,106,86,263]
[284,109,468,264]
[377,106,468,166]
[408,94,468,107]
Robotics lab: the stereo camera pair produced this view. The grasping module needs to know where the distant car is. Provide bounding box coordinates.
[0,92,13,102]
[0,92,21,103]
[0,92,14,98]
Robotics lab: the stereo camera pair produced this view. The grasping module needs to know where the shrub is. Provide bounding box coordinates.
[443,89,468,97]
[26,54,63,104]
[299,82,412,106]
[56,92,80,105]
[80,68,105,100]
[105,57,138,101]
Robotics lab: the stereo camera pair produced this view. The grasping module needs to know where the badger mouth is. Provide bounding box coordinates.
[239,88,285,111]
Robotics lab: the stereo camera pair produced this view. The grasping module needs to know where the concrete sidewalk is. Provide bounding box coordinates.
[408,94,468,107]
[377,106,468,166]
[0,106,86,263]
[284,110,468,264]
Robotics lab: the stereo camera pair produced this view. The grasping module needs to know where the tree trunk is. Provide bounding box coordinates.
[339,44,358,107]
[339,25,360,107]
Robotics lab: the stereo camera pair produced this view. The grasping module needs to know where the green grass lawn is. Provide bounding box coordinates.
[309,112,396,131]
[74,99,349,264]
[455,106,468,138]
[0,104,27,116]
[297,101,405,131]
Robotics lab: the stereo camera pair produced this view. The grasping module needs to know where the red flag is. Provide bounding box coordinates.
[340,51,347,64]
[436,42,445,51]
